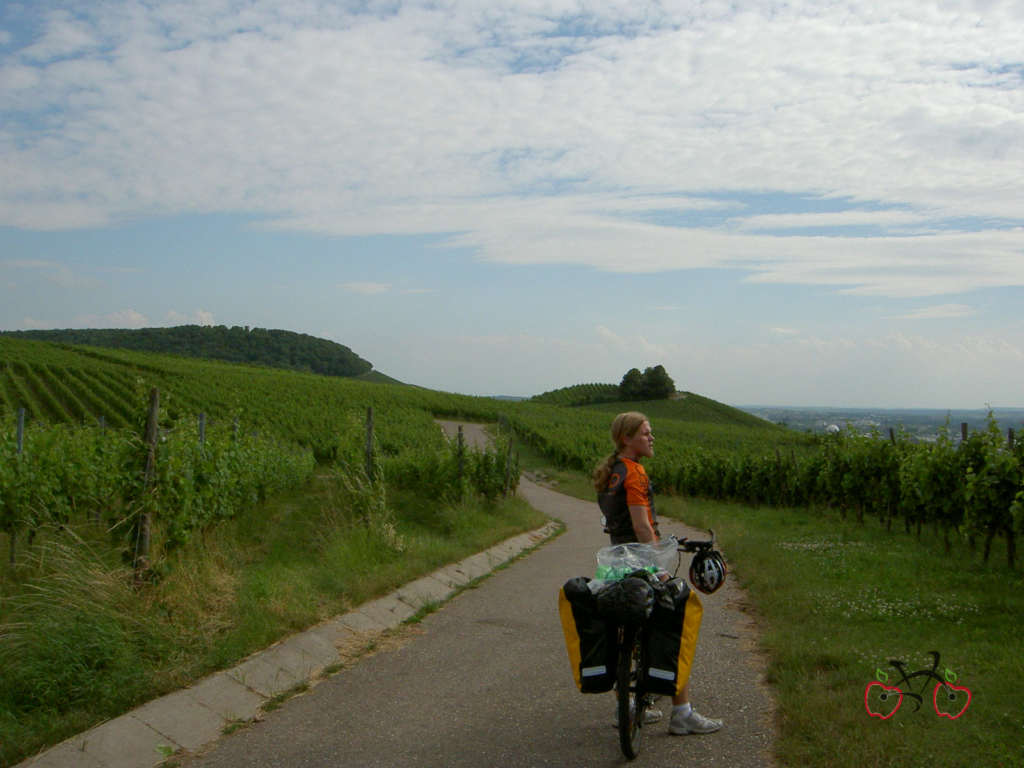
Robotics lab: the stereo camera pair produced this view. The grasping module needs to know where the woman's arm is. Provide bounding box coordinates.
[628,505,657,543]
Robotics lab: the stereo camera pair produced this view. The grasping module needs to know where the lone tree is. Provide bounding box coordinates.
[619,368,644,400]
[619,365,676,400]
[641,364,676,399]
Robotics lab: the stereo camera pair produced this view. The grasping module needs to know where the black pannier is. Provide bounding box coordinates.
[558,577,618,693]
[642,578,703,696]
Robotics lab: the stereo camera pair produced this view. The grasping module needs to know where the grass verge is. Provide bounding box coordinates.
[0,471,547,767]
[516,446,1022,768]
[660,496,1024,768]
[515,438,595,499]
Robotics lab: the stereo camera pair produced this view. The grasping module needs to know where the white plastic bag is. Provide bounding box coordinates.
[592,537,678,585]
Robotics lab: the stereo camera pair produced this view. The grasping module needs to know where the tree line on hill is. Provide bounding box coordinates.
[619,365,675,400]
[531,365,677,405]
[1,325,374,378]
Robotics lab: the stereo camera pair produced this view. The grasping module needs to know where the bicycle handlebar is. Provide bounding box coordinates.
[674,529,716,553]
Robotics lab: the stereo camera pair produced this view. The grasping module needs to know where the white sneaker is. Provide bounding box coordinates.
[641,705,663,724]
[668,706,722,735]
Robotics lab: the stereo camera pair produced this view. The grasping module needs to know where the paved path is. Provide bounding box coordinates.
[179,473,777,765]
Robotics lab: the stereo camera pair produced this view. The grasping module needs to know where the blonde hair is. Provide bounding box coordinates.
[591,411,649,491]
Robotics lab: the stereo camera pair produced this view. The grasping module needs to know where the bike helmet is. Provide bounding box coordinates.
[689,549,727,594]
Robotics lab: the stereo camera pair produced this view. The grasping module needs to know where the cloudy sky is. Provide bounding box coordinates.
[2,0,1023,407]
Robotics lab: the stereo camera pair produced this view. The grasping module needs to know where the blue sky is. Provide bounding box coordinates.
[2,1,1023,407]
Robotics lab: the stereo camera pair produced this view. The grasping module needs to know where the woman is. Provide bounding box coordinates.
[592,412,722,736]
[593,412,659,544]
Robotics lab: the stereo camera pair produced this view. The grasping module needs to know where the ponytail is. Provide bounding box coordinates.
[592,451,619,492]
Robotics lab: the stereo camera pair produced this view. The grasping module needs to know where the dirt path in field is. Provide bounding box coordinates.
[436,419,491,450]
[181,422,778,768]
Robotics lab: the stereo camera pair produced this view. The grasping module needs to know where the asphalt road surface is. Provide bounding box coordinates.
[182,424,777,768]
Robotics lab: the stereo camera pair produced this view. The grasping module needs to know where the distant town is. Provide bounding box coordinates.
[738,405,1024,442]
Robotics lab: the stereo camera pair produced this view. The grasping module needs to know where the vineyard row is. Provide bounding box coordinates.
[507,410,1023,568]
[1,401,518,572]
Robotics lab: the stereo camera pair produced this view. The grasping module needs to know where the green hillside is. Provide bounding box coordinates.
[530,380,774,430]
[0,336,792,468]
[1,325,374,379]
[354,369,404,385]
[529,382,620,406]
[0,336,488,460]
[584,392,776,430]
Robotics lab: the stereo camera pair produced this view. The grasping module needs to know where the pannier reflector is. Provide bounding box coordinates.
[581,666,607,677]
[648,667,676,681]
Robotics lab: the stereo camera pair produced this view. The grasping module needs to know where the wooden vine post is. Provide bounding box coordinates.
[457,425,465,498]
[135,387,159,582]
[504,435,515,497]
[499,413,515,497]
[365,406,375,481]
[7,408,26,566]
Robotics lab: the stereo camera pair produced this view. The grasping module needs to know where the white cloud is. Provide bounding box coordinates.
[5,259,56,269]
[74,309,150,328]
[19,10,100,62]
[593,324,666,359]
[735,210,934,231]
[49,266,99,290]
[0,201,110,230]
[887,304,975,321]
[1,0,1023,300]
[0,64,41,91]
[595,325,621,345]
[165,309,215,325]
[3,259,99,290]
[341,282,392,295]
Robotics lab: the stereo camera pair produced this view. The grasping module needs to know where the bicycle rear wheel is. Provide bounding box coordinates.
[616,624,645,760]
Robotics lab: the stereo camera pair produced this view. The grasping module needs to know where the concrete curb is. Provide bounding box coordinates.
[14,520,563,768]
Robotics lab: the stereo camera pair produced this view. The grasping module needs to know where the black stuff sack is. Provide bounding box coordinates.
[594,573,655,625]
[642,578,703,697]
[558,577,618,693]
